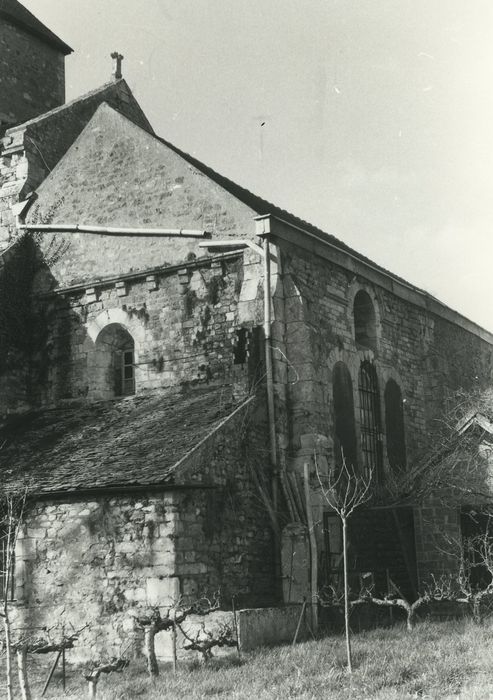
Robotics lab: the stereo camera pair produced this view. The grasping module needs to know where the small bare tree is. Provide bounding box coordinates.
[132,592,221,677]
[84,657,129,699]
[12,623,88,700]
[351,575,458,631]
[180,621,237,662]
[0,490,27,700]
[316,455,373,673]
[430,520,493,624]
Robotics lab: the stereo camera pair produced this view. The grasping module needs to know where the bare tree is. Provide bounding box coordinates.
[429,520,493,624]
[11,623,87,700]
[315,455,373,673]
[350,575,456,631]
[0,490,27,700]
[84,657,129,699]
[179,621,237,662]
[132,592,221,677]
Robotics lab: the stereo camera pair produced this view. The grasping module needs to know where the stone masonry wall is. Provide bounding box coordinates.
[0,19,65,129]
[173,400,276,608]
[12,402,275,659]
[0,81,152,250]
[31,251,264,406]
[13,493,180,660]
[0,236,36,415]
[275,239,493,584]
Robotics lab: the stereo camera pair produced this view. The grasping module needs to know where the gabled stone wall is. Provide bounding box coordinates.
[0,82,153,250]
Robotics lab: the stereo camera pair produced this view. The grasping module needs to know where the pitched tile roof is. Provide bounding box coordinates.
[157,133,369,263]
[0,0,72,54]
[0,387,250,495]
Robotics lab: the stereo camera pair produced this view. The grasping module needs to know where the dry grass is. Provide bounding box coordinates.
[13,618,493,699]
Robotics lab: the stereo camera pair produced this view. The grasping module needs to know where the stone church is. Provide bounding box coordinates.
[1,1,492,655]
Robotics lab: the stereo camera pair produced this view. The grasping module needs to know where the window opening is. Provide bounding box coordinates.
[233,328,248,365]
[385,379,407,470]
[94,324,136,398]
[353,290,377,350]
[332,362,358,470]
[358,360,383,481]
[119,347,135,396]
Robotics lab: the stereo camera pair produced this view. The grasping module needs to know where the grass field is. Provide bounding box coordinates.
[18,618,493,699]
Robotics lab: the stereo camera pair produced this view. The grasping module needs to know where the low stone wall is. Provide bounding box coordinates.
[237,605,307,651]
[155,605,308,660]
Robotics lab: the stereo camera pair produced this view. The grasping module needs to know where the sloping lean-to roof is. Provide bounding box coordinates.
[0,387,252,496]
[0,0,72,54]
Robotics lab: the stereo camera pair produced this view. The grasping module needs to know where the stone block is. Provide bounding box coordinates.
[237,606,307,651]
[146,576,180,605]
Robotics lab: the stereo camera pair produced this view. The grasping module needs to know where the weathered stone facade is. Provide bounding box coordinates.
[10,400,274,659]
[31,252,259,405]
[2,2,493,659]
[265,222,493,584]
[0,84,152,250]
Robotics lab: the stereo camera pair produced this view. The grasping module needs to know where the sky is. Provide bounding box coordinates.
[22,1,493,330]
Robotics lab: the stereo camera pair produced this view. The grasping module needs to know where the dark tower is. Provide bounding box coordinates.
[0,0,72,131]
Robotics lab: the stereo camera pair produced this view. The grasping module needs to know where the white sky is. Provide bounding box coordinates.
[23,1,493,330]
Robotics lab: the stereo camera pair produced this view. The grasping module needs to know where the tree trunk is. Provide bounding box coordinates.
[3,614,14,700]
[472,597,482,624]
[406,607,415,631]
[342,517,352,673]
[17,646,32,700]
[144,624,159,677]
[87,679,97,699]
[171,623,177,672]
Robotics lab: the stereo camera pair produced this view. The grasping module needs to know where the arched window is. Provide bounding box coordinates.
[358,361,383,481]
[94,324,135,398]
[353,290,377,350]
[332,362,358,469]
[385,380,407,470]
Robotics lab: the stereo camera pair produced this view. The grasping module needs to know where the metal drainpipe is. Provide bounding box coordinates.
[16,222,207,237]
[262,237,279,520]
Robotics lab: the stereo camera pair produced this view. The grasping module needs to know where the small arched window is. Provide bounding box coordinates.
[94,324,135,398]
[358,360,383,481]
[332,362,358,469]
[353,290,377,350]
[385,380,407,470]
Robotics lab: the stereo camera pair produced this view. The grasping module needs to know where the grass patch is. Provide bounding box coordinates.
[16,618,493,699]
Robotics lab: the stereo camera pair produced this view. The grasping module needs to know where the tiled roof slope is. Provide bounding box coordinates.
[9,79,152,135]
[0,0,72,54]
[157,134,394,277]
[2,81,153,198]
[0,387,247,495]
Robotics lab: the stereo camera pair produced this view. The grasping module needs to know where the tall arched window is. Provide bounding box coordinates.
[385,379,407,470]
[94,324,135,398]
[358,361,383,481]
[353,290,377,351]
[332,362,358,469]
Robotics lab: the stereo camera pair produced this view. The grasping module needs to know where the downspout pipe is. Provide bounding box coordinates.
[16,222,207,238]
[262,236,279,518]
